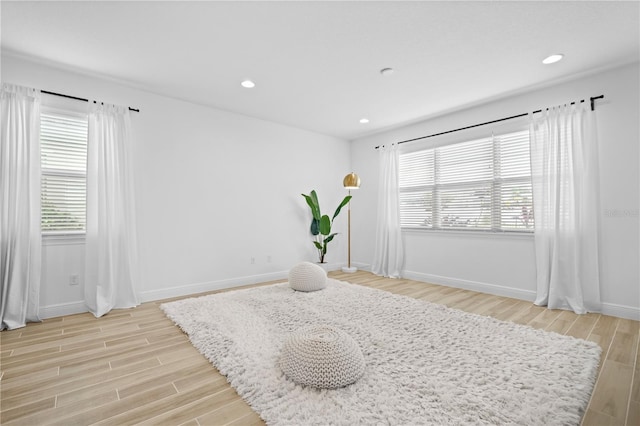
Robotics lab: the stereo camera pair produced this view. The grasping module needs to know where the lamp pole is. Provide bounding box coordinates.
[347,189,352,269]
[342,172,360,273]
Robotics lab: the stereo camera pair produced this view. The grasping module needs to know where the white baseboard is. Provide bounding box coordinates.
[40,301,88,319]
[38,266,345,320]
[601,302,640,321]
[403,270,537,302]
[40,266,638,321]
[402,270,640,321]
[138,270,291,303]
[351,262,371,271]
[139,263,350,303]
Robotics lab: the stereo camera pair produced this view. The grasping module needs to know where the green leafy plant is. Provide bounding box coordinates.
[301,190,352,263]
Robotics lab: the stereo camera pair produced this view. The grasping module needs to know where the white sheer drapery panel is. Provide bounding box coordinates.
[0,84,42,330]
[372,144,404,278]
[529,103,601,314]
[85,103,139,317]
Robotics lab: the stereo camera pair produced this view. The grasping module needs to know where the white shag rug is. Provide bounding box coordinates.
[161,279,601,426]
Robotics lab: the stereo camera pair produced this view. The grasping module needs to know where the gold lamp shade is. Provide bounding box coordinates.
[343,172,361,189]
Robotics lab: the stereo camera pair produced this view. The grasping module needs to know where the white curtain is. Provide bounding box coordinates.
[372,144,404,278]
[529,103,601,314]
[0,84,42,330]
[85,103,139,317]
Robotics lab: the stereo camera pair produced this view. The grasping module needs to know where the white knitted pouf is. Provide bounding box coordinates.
[288,262,327,292]
[279,325,365,389]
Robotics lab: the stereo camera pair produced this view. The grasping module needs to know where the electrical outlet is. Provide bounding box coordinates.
[69,274,79,286]
[250,257,255,265]
[267,255,272,263]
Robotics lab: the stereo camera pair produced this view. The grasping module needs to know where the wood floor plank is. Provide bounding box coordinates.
[565,313,599,340]
[226,410,265,426]
[56,389,120,409]
[0,395,56,423]
[465,294,505,315]
[507,303,547,325]
[490,299,532,322]
[54,358,163,407]
[1,333,181,382]
[58,360,111,378]
[627,401,640,426]
[588,360,633,420]
[1,270,637,425]
[155,345,203,365]
[136,317,174,330]
[116,358,210,399]
[405,284,443,300]
[0,366,60,391]
[2,328,100,354]
[107,337,188,369]
[588,315,620,352]
[3,328,63,345]
[581,408,625,426]
[196,399,256,425]
[2,355,163,406]
[54,356,196,405]
[173,366,225,393]
[607,330,638,366]
[545,310,579,335]
[3,323,144,367]
[632,347,640,405]
[425,286,462,304]
[93,379,230,426]
[435,289,475,308]
[49,383,178,426]
[483,297,522,318]
[58,340,107,355]
[527,308,563,330]
[6,390,120,426]
[137,388,238,426]
[617,319,640,335]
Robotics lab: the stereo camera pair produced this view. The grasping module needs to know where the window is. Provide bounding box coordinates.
[399,130,533,232]
[40,111,88,234]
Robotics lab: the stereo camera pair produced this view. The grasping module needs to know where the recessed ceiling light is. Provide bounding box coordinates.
[380,67,394,76]
[542,54,564,65]
[359,118,370,124]
[241,80,256,88]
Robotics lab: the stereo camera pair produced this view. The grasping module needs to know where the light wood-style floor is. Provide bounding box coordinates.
[1,271,638,425]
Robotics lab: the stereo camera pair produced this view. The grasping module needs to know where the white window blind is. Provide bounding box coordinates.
[41,111,88,233]
[399,130,533,232]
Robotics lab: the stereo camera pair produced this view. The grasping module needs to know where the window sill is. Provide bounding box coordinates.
[401,227,534,240]
[42,233,86,246]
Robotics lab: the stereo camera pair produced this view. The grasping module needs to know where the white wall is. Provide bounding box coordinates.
[2,54,352,317]
[4,54,638,320]
[351,63,640,320]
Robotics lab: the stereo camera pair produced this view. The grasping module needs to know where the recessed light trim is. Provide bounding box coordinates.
[542,54,564,65]
[241,80,256,88]
[380,67,394,76]
[359,118,370,124]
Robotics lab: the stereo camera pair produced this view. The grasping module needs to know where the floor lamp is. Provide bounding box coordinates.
[342,172,360,273]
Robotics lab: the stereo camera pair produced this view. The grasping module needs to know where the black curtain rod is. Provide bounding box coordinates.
[374,95,604,149]
[41,90,140,112]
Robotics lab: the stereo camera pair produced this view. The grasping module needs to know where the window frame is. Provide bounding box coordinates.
[398,128,534,234]
[40,105,89,238]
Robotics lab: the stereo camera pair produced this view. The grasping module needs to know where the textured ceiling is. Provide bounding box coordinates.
[2,1,638,140]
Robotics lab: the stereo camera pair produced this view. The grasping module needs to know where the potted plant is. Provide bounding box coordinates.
[301,190,351,264]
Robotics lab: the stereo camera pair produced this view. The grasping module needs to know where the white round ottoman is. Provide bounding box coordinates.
[289,262,327,292]
[279,325,365,389]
